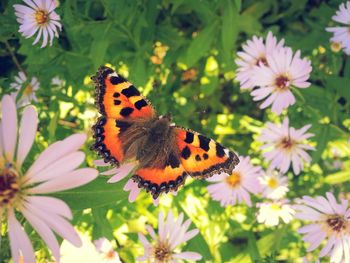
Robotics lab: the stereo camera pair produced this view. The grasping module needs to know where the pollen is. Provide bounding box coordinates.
[0,167,20,207]
[267,177,278,188]
[326,215,348,233]
[275,75,290,89]
[153,242,172,262]
[23,84,33,95]
[35,10,49,25]
[226,172,241,188]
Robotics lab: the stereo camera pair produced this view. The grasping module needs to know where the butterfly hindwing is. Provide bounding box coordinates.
[92,66,156,119]
[132,154,188,199]
[175,127,239,178]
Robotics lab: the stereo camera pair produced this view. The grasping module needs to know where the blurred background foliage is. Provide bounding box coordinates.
[0,0,350,262]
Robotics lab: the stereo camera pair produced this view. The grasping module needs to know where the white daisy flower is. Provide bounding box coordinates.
[257,200,295,227]
[258,117,315,175]
[235,31,285,90]
[295,192,350,263]
[259,170,289,200]
[0,95,98,263]
[138,210,202,262]
[250,47,312,115]
[94,237,121,263]
[206,155,262,207]
[10,71,40,107]
[14,0,62,48]
[326,1,350,55]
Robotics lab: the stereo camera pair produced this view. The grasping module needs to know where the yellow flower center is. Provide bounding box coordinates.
[0,164,20,207]
[270,204,281,211]
[153,242,171,262]
[275,75,290,89]
[331,42,342,53]
[23,84,33,95]
[35,10,49,25]
[104,250,116,260]
[267,178,278,188]
[226,172,241,188]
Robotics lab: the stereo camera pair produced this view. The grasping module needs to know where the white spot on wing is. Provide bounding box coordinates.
[224,148,230,157]
[109,72,119,77]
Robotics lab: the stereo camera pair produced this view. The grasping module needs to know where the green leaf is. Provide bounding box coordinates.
[185,21,219,67]
[312,124,330,163]
[221,0,239,63]
[247,232,261,261]
[52,177,128,210]
[325,171,350,184]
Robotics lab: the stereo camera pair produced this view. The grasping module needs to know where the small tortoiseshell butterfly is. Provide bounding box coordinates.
[91,66,239,199]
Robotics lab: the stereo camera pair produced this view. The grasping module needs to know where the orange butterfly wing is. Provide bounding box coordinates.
[131,127,239,199]
[91,66,156,165]
[175,127,239,178]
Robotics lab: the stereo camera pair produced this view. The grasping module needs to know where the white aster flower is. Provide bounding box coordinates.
[206,155,262,207]
[257,200,295,227]
[326,1,350,55]
[0,95,98,263]
[250,47,312,115]
[235,31,285,90]
[259,170,289,200]
[94,237,121,263]
[10,71,40,107]
[294,192,350,263]
[138,211,202,262]
[14,0,62,48]
[258,117,315,175]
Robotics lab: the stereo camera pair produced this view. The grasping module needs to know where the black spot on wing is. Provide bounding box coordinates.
[216,143,226,158]
[184,132,194,144]
[167,152,181,168]
[115,120,132,132]
[198,135,210,151]
[121,85,140,98]
[110,76,127,85]
[181,146,191,160]
[113,92,120,98]
[135,99,148,110]
[195,154,201,161]
[203,153,209,160]
[114,100,121,105]
[120,107,134,117]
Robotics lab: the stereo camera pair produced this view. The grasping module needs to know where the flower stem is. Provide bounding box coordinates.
[4,41,26,75]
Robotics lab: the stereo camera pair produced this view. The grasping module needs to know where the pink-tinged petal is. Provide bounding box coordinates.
[25,151,85,185]
[173,252,202,260]
[182,229,199,243]
[16,106,38,168]
[22,0,37,9]
[101,167,119,176]
[29,168,98,194]
[145,225,157,239]
[32,27,43,45]
[41,28,48,48]
[0,122,4,157]
[138,233,150,247]
[21,206,60,262]
[158,211,165,239]
[26,133,87,179]
[330,239,344,263]
[1,95,17,162]
[123,179,141,202]
[93,159,110,167]
[8,209,35,263]
[25,196,72,219]
[23,201,82,247]
[107,163,135,183]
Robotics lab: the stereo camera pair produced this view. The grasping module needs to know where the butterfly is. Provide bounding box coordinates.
[91,66,239,199]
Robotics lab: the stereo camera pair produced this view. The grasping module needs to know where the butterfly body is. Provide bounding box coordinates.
[92,66,239,199]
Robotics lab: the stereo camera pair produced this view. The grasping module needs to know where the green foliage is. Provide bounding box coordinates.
[1,0,350,262]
